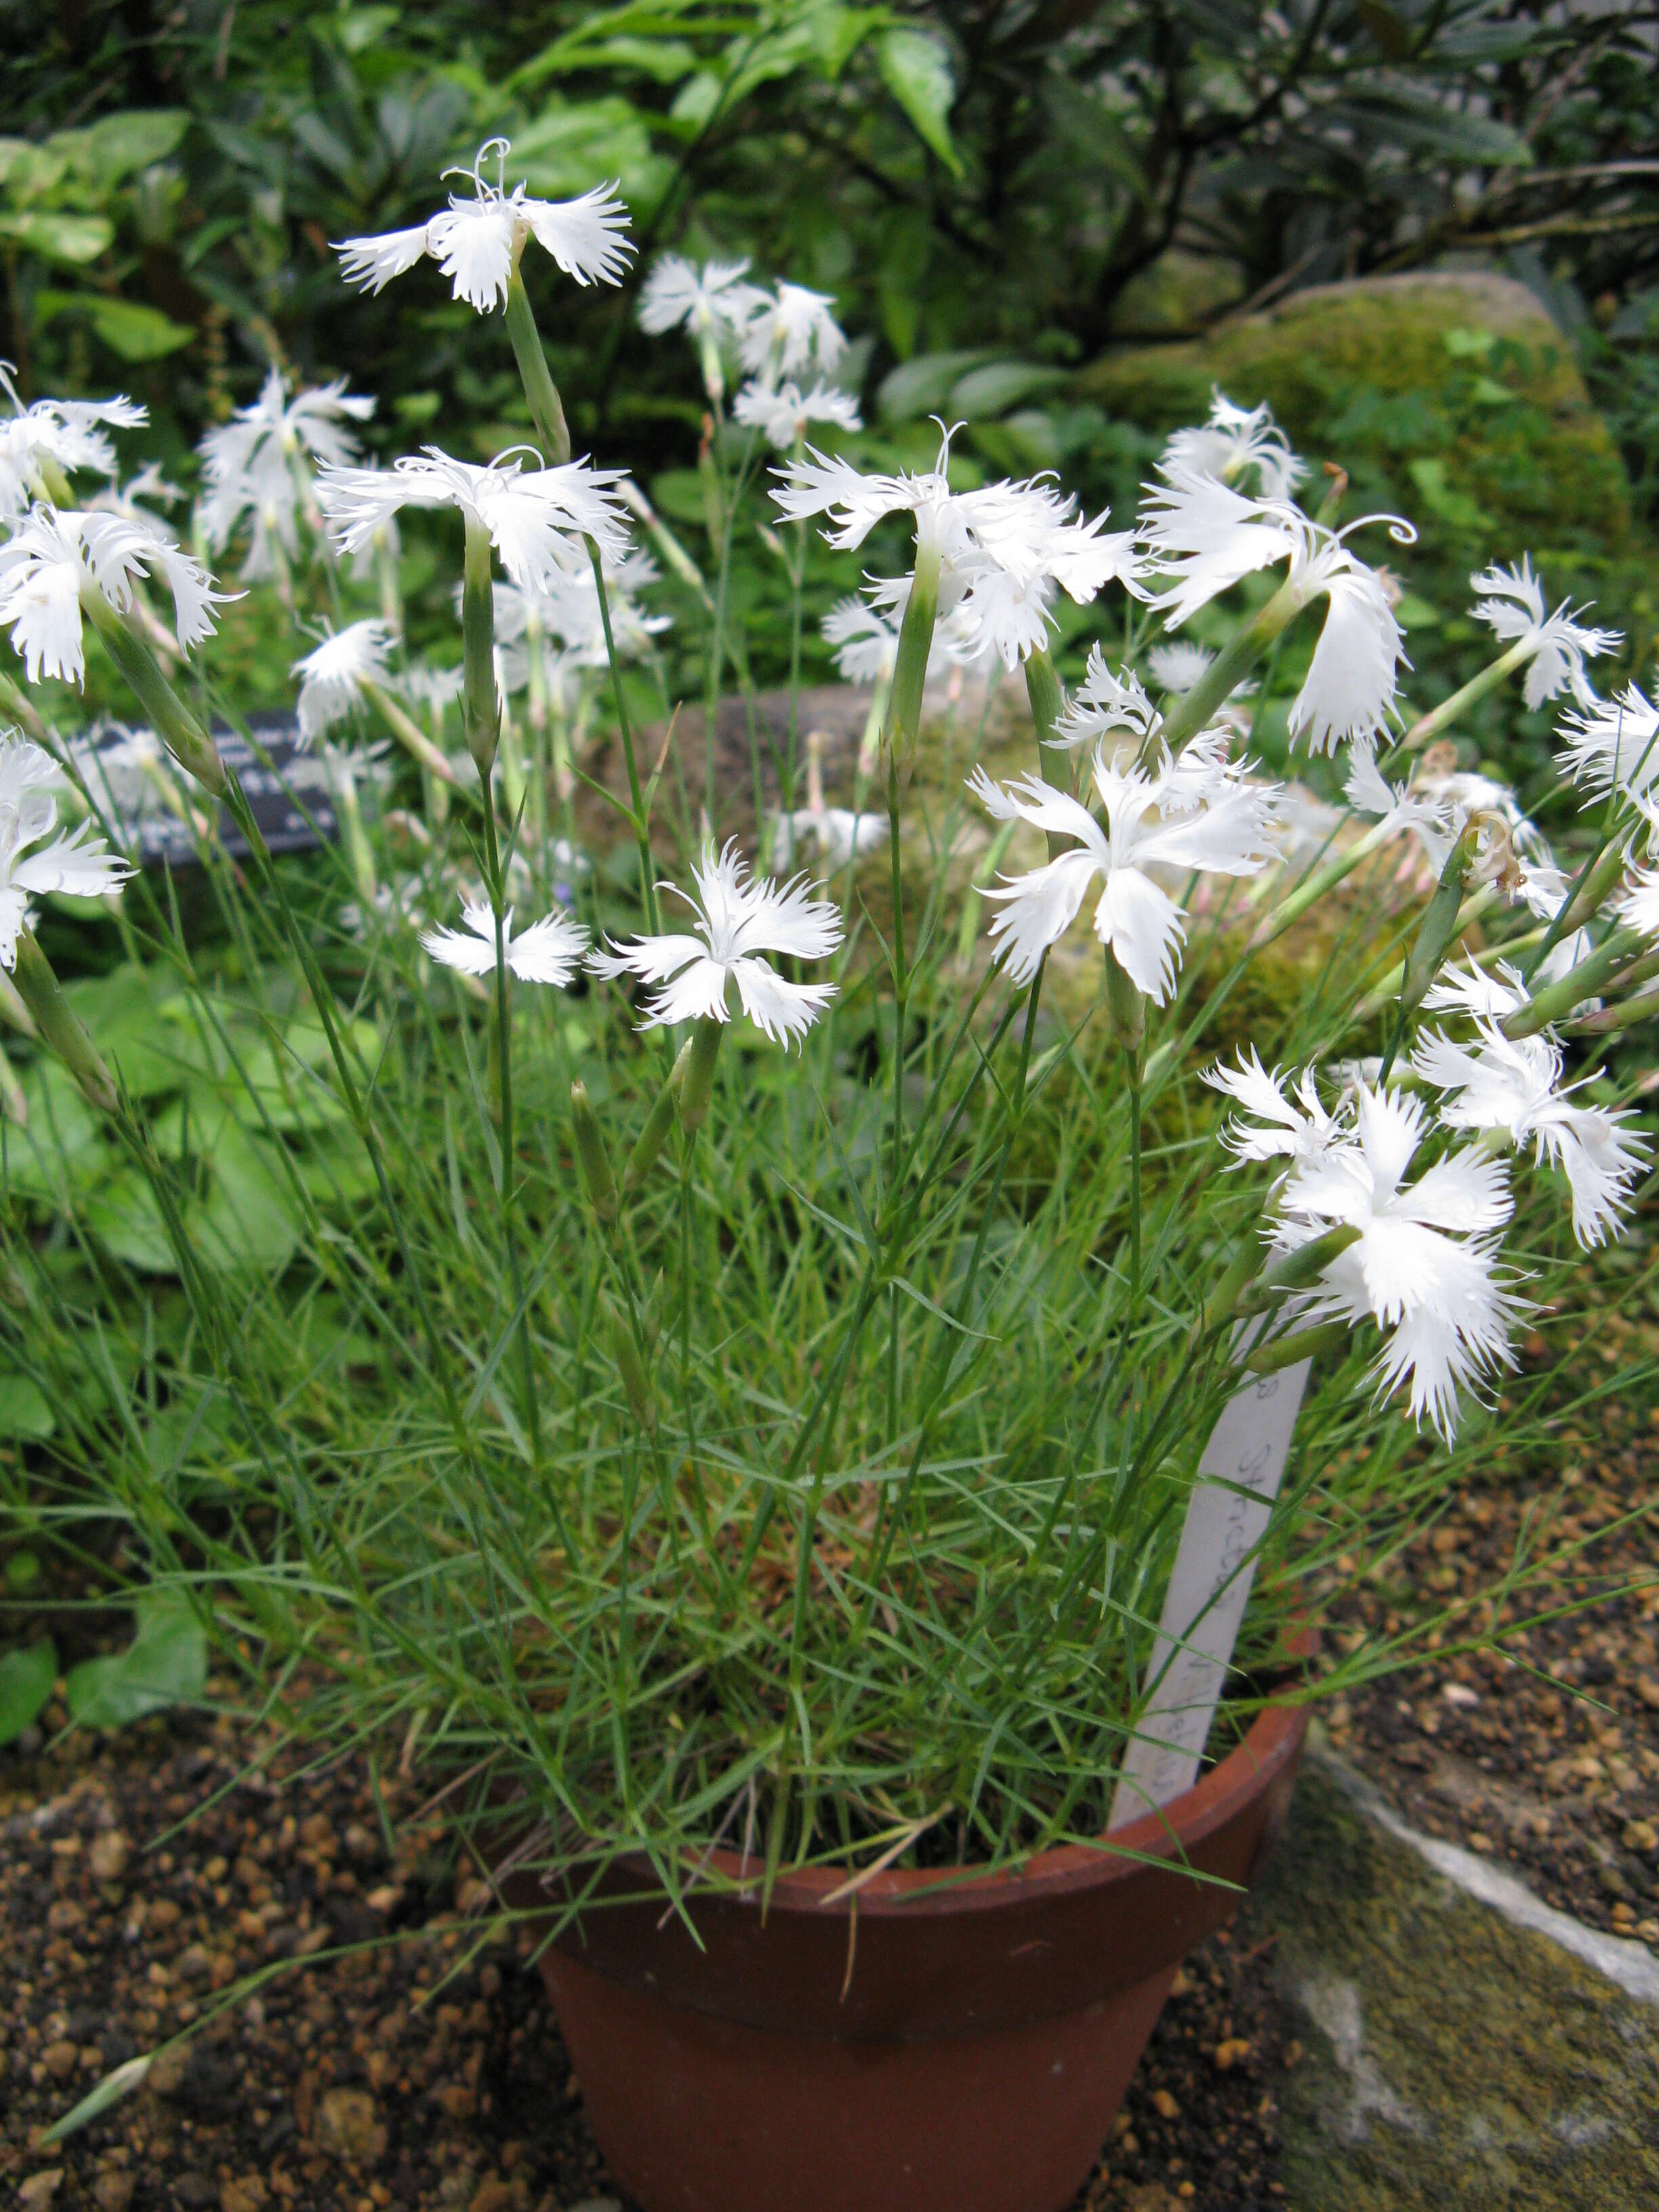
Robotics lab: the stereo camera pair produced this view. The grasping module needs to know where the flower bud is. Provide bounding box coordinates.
[1104,949,1145,1057]
[11,931,119,1115]
[571,1080,617,1223]
[610,1308,656,1432]
[624,1038,693,1191]
[677,1019,724,1134]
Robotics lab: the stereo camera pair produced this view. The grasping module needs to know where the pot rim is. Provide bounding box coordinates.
[680,1647,1312,1921]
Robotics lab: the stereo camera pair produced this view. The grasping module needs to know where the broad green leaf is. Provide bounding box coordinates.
[65,1591,206,1730]
[0,1373,55,1437]
[512,97,672,209]
[336,6,401,54]
[947,360,1068,418]
[0,1639,57,1745]
[3,1061,108,1200]
[0,210,112,263]
[83,297,195,361]
[57,108,188,187]
[196,1122,303,1273]
[84,1168,179,1273]
[1408,456,1492,534]
[558,35,699,82]
[1356,0,1414,60]
[878,28,962,178]
[878,347,1000,423]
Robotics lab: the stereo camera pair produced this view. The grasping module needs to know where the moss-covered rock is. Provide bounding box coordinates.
[1077,272,1634,578]
[1245,1751,1659,2210]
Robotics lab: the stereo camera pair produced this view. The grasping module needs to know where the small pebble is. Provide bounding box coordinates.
[88,1832,130,1884]
[17,2177,63,2212]
[92,2177,134,2212]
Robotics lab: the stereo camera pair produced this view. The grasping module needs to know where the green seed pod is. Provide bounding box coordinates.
[571,1080,617,1223]
[677,1019,724,1135]
[624,1038,693,1191]
[1104,949,1145,1057]
[611,1309,656,1432]
[11,932,119,1115]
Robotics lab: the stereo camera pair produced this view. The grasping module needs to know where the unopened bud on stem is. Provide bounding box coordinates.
[571,1080,618,1223]
[677,1019,724,1134]
[11,932,118,1114]
[625,1039,693,1190]
[1104,949,1145,1057]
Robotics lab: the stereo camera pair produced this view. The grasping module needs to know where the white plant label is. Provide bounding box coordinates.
[1107,1356,1311,1831]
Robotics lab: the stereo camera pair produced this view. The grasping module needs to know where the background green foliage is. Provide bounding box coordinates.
[5,2,1659,497]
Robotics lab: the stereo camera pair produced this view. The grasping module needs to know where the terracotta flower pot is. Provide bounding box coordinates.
[498,1687,1308,2212]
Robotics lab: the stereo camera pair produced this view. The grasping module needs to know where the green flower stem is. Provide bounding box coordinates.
[1104,947,1145,1055]
[625,1038,692,1191]
[504,268,571,466]
[1247,819,1396,951]
[0,671,47,742]
[571,1080,619,1224]
[81,596,226,796]
[677,1018,724,1134]
[585,541,661,939]
[1244,1317,1352,1376]
[1158,573,1306,756]
[615,478,712,608]
[1352,882,1500,1023]
[1378,824,1479,1079]
[330,758,377,905]
[1571,980,1659,1036]
[478,766,545,1466]
[11,931,118,1113]
[1396,637,1536,754]
[1023,643,1066,757]
[882,533,942,765]
[1502,924,1646,1040]
[359,678,466,792]
[1530,833,1635,974]
[461,515,501,778]
[1242,1223,1364,1308]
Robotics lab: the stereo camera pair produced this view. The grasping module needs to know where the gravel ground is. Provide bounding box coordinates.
[0,1703,1293,2212]
[4,1325,1653,2211]
[1326,1345,1659,1949]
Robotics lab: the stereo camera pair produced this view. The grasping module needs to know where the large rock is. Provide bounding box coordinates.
[1076,272,1634,576]
[1244,1748,1659,2209]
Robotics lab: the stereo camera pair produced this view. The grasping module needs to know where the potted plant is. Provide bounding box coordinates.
[5,142,1654,2212]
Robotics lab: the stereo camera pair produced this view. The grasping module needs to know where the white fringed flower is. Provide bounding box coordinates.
[1204,1049,1347,1166]
[292,620,394,743]
[1470,558,1619,711]
[968,743,1278,999]
[738,283,847,381]
[1160,392,1304,501]
[1138,464,1411,752]
[0,506,232,685]
[1412,1020,1645,1248]
[821,590,989,686]
[1271,1086,1521,1439]
[335,139,632,310]
[775,804,888,874]
[0,734,131,967]
[776,428,1139,663]
[1345,741,1452,863]
[316,448,632,592]
[0,388,147,518]
[197,368,374,577]
[733,379,861,450]
[1145,642,1214,695]
[1558,683,1659,802]
[638,255,761,340]
[1052,648,1161,754]
[419,897,589,986]
[590,840,842,1046]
